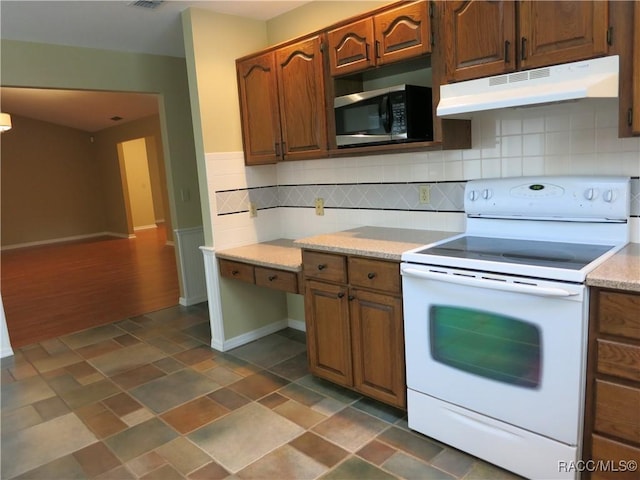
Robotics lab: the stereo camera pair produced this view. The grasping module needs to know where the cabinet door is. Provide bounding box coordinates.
[327,18,375,77]
[276,36,329,161]
[374,1,431,66]
[350,289,406,408]
[519,0,608,70]
[633,3,640,136]
[442,0,516,82]
[236,52,282,165]
[304,280,353,387]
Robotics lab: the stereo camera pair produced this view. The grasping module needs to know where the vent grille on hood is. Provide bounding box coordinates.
[129,0,163,9]
[437,55,619,118]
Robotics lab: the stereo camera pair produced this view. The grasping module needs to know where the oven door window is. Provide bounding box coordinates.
[430,305,541,389]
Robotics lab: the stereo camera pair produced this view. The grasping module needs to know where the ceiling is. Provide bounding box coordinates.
[0,0,312,132]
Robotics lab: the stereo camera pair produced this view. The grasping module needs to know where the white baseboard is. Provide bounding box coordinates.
[287,318,306,332]
[134,224,158,231]
[179,295,208,307]
[1,231,130,250]
[222,319,289,351]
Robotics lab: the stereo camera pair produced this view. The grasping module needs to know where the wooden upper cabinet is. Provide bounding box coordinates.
[236,52,282,165]
[519,0,608,70]
[374,0,431,66]
[442,0,516,82]
[276,36,329,160]
[442,0,610,83]
[327,18,375,77]
[327,1,431,77]
[632,1,639,136]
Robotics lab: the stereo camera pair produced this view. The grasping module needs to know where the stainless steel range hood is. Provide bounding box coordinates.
[437,55,619,118]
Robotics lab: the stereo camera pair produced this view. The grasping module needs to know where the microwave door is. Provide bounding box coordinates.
[335,92,393,146]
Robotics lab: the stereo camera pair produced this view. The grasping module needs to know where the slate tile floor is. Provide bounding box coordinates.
[1,304,521,479]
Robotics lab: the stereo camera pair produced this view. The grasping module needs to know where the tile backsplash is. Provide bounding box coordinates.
[207,100,640,249]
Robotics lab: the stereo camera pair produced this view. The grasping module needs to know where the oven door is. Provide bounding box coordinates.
[401,263,587,446]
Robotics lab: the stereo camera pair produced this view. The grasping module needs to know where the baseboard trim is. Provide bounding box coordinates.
[287,318,306,332]
[222,320,289,351]
[179,295,208,307]
[134,224,158,231]
[1,231,131,251]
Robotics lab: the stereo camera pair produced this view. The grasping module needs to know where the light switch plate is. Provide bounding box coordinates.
[315,198,324,216]
[249,202,258,217]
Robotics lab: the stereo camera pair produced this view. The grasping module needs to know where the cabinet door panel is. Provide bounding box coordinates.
[374,1,431,66]
[442,0,516,82]
[594,380,640,443]
[276,36,328,160]
[591,434,640,480]
[236,52,281,165]
[519,0,608,69]
[304,280,352,386]
[598,290,640,341]
[350,289,405,408]
[328,18,375,77]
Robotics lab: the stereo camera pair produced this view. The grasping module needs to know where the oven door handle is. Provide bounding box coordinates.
[401,267,579,297]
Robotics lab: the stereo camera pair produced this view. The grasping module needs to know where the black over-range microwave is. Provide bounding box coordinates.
[334,84,433,148]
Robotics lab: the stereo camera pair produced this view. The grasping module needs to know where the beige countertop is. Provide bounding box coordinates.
[215,239,302,272]
[294,226,459,261]
[586,243,640,293]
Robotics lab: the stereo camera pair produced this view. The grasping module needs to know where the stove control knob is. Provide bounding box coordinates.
[584,188,597,201]
[468,190,479,201]
[482,189,492,200]
[603,189,615,202]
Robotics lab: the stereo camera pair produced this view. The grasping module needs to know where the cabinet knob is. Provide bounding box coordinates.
[348,295,355,301]
[268,275,277,281]
[317,264,327,271]
[367,272,376,279]
[231,270,239,276]
[337,292,345,299]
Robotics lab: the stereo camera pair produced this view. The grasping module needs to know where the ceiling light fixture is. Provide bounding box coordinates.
[0,113,12,132]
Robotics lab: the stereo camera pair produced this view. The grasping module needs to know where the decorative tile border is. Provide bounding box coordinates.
[216,181,466,215]
[216,178,640,217]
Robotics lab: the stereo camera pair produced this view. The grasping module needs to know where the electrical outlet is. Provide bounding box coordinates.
[315,198,325,216]
[419,185,430,204]
[249,202,258,218]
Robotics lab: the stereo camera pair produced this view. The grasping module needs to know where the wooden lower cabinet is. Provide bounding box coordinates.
[583,288,640,478]
[303,250,406,408]
[350,288,405,408]
[304,280,353,386]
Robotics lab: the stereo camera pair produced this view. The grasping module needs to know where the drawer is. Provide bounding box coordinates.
[348,257,400,293]
[597,339,640,382]
[599,291,640,341]
[595,380,640,443]
[255,267,299,294]
[302,251,347,283]
[590,434,640,480]
[219,259,255,284]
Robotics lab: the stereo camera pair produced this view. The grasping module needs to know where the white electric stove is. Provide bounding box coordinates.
[401,176,630,479]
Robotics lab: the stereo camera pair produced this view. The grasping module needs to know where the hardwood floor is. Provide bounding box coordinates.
[1,226,180,348]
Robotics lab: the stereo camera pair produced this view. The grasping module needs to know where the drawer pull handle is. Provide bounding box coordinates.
[268,275,277,281]
[367,272,377,279]
[337,292,345,299]
[317,264,327,271]
[231,270,239,276]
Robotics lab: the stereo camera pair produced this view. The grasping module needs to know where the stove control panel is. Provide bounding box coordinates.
[465,176,630,221]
